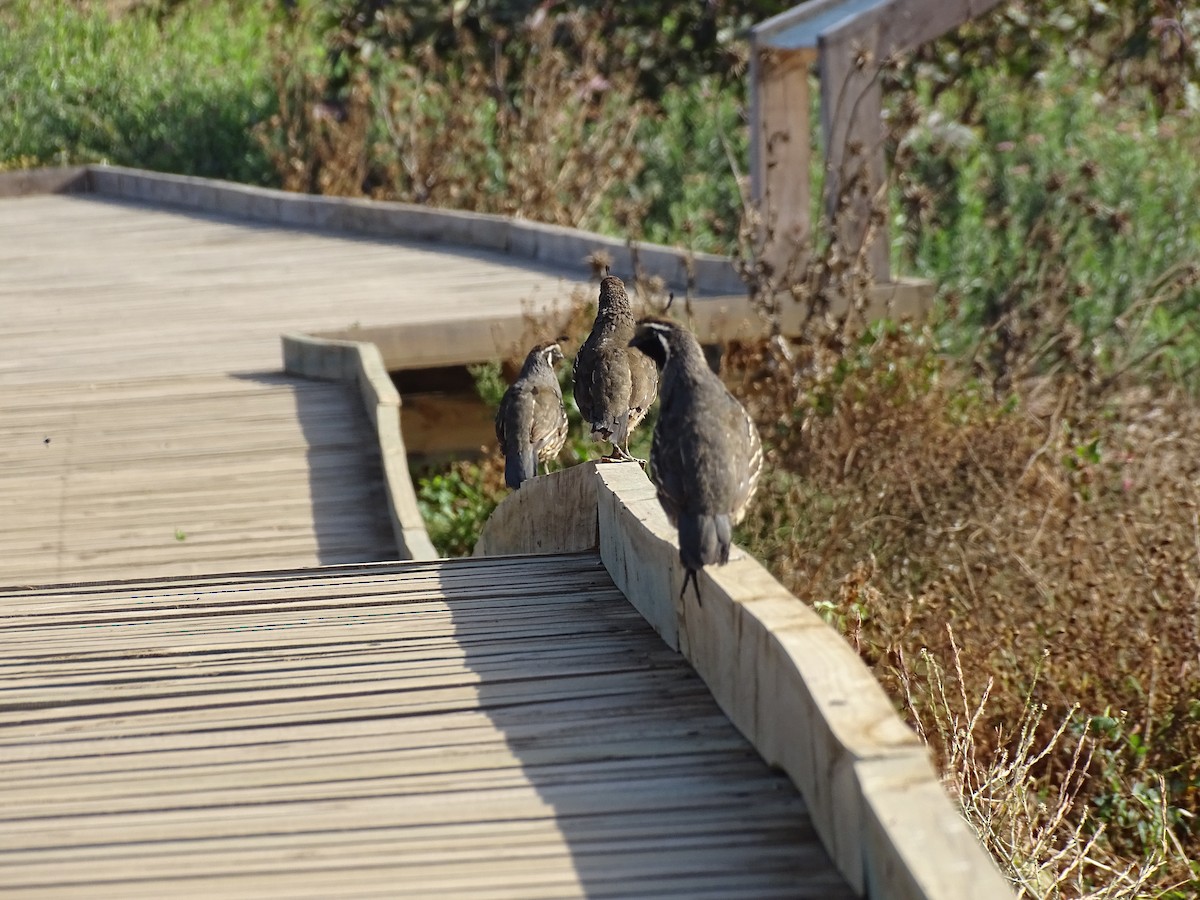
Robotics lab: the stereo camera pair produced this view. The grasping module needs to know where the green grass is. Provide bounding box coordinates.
[895,58,1200,384]
[0,0,278,182]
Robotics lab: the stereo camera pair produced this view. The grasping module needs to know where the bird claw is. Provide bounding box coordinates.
[680,569,703,606]
[607,445,646,466]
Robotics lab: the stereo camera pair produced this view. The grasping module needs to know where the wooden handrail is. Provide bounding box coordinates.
[750,0,1003,282]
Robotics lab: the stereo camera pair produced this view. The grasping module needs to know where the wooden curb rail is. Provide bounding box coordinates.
[476,462,1014,900]
[282,333,437,562]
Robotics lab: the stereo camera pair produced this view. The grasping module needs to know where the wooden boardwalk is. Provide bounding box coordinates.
[0,190,585,583]
[0,552,852,898]
[0,168,1007,899]
[0,193,582,384]
[0,374,394,583]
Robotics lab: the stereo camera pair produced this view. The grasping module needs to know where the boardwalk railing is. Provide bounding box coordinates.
[476,462,1015,900]
[750,0,1003,279]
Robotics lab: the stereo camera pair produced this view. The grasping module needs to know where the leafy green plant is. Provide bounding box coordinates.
[635,76,746,253]
[0,0,278,181]
[1086,712,1191,862]
[892,33,1200,394]
[415,460,505,558]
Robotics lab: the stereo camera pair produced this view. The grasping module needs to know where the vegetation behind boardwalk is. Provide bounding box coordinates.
[5,1,1199,894]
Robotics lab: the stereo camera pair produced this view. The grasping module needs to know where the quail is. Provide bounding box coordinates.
[495,341,569,490]
[628,318,763,602]
[573,274,659,461]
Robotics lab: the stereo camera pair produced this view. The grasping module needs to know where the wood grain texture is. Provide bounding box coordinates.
[476,465,1016,900]
[0,374,397,585]
[473,460,601,557]
[752,46,818,275]
[0,554,854,899]
[0,193,586,386]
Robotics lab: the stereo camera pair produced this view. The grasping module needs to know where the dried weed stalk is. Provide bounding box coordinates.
[258,6,649,231]
[902,632,1190,898]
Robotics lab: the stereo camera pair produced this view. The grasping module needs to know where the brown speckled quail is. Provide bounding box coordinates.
[628,318,763,602]
[495,341,568,490]
[573,275,659,461]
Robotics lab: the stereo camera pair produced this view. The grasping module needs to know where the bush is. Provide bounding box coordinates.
[729,324,1200,895]
[894,59,1200,394]
[0,0,277,182]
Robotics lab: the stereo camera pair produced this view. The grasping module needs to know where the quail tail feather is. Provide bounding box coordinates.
[677,513,732,572]
[504,446,537,491]
[502,399,537,490]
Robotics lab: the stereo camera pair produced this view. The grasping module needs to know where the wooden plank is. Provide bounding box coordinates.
[827,0,1005,55]
[0,552,605,604]
[0,707,740,777]
[0,843,831,890]
[0,555,853,897]
[0,372,397,583]
[0,691,727,762]
[0,778,807,846]
[473,460,601,557]
[0,859,835,900]
[0,754,782,818]
[0,813,819,864]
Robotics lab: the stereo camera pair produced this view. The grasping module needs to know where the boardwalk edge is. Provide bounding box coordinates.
[282,332,437,562]
[476,462,1015,900]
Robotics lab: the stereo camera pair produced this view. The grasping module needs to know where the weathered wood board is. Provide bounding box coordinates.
[0,553,854,899]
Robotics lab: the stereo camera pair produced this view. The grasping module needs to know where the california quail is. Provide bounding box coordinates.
[495,341,569,490]
[628,318,763,602]
[573,274,659,461]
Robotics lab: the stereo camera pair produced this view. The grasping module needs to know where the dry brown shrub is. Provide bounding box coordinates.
[257,7,649,231]
[726,326,1200,891]
[911,632,1189,898]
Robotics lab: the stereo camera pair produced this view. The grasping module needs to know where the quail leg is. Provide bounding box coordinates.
[613,439,647,468]
[599,439,628,463]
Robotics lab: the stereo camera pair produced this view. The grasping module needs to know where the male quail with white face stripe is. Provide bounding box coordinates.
[573,275,659,461]
[628,318,763,601]
[495,342,569,490]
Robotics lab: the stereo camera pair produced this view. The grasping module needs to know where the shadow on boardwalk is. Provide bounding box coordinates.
[232,371,396,566]
[442,552,852,898]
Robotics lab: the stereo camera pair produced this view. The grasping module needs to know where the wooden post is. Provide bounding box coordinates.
[751,45,817,281]
[819,19,891,281]
[818,0,1004,283]
[752,0,1006,289]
